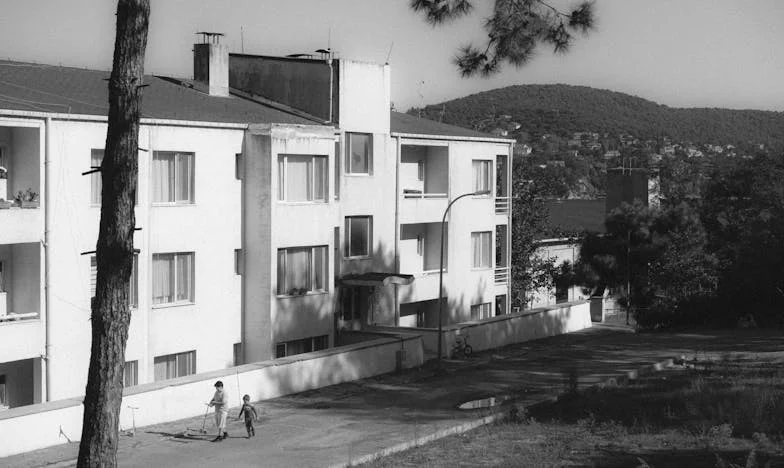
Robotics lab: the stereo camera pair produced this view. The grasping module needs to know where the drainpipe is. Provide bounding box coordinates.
[393,135,400,326]
[43,116,52,401]
[327,58,334,124]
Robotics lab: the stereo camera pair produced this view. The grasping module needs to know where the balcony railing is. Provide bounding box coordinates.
[494,267,510,285]
[495,197,511,215]
[0,312,39,323]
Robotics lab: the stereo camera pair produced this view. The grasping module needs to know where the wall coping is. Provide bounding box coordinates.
[0,334,420,421]
[375,300,590,334]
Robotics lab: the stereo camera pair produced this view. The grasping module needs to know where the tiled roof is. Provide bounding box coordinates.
[544,199,606,236]
[390,111,508,140]
[0,61,319,125]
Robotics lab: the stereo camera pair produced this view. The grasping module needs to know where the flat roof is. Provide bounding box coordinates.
[391,111,511,141]
[544,199,607,236]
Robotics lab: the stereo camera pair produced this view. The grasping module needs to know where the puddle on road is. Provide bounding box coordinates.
[457,396,509,410]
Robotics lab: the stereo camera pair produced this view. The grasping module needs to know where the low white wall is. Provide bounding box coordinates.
[372,300,591,358]
[0,335,424,458]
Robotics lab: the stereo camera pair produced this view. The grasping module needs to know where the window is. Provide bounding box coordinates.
[235,153,243,180]
[471,231,492,269]
[233,342,243,366]
[555,282,569,304]
[275,335,329,358]
[472,160,492,194]
[340,287,365,321]
[0,375,6,409]
[153,151,194,204]
[234,249,244,275]
[90,149,103,205]
[123,361,138,387]
[471,302,492,320]
[495,295,508,316]
[334,140,340,199]
[277,246,328,295]
[345,216,372,258]
[90,149,138,205]
[416,309,426,328]
[91,254,138,309]
[152,252,194,305]
[153,351,196,381]
[346,132,372,174]
[277,154,327,202]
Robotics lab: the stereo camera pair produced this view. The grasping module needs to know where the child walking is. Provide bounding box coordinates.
[208,380,229,442]
[237,394,259,438]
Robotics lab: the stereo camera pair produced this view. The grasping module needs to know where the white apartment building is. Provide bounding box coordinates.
[0,36,512,410]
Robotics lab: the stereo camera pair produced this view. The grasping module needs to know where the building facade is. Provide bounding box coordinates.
[0,39,512,409]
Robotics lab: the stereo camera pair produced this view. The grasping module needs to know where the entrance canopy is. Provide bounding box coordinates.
[340,272,415,287]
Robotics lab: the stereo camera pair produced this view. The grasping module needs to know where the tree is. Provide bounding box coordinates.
[701,154,784,326]
[77,1,150,466]
[509,157,558,308]
[576,201,718,329]
[410,0,595,76]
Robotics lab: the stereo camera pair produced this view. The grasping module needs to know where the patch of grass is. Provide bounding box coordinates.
[531,359,784,439]
[362,359,784,467]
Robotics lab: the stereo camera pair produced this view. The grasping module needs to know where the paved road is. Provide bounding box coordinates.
[5,325,784,468]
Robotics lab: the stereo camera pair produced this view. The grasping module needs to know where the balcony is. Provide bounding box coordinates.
[398,270,443,304]
[400,144,449,223]
[0,243,42,363]
[0,242,42,361]
[0,207,42,244]
[495,197,510,216]
[494,267,510,285]
[0,125,42,244]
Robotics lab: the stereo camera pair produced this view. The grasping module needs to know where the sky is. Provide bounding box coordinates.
[0,0,782,112]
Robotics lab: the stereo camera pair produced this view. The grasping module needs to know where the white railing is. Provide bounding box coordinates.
[494,267,510,285]
[0,312,39,323]
[403,192,448,199]
[495,197,510,215]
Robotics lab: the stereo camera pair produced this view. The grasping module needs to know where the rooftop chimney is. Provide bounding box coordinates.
[193,32,229,97]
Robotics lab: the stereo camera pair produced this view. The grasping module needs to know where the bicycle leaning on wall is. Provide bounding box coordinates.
[451,333,473,359]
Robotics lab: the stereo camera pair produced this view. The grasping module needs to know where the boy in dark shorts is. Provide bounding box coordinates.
[237,394,259,438]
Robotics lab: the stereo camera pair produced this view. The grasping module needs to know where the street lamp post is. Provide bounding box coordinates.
[437,190,491,363]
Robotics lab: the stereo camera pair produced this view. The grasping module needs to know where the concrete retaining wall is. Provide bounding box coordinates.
[0,334,424,458]
[372,300,591,358]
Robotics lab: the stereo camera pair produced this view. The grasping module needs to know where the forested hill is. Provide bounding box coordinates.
[411,84,784,149]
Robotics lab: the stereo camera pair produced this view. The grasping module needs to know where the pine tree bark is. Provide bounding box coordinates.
[77,1,149,466]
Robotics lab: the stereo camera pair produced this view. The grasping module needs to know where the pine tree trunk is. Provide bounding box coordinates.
[77,1,149,466]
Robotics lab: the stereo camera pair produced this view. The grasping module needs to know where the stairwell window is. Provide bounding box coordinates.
[346,132,372,175]
[153,351,196,381]
[278,154,327,203]
[277,246,328,296]
[153,151,194,204]
[471,231,492,269]
[91,254,138,309]
[152,252,194,306]
[472,160,492,194]
[345,216,372,258]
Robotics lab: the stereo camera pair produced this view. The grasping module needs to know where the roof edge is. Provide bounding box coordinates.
[391,131,515,144]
